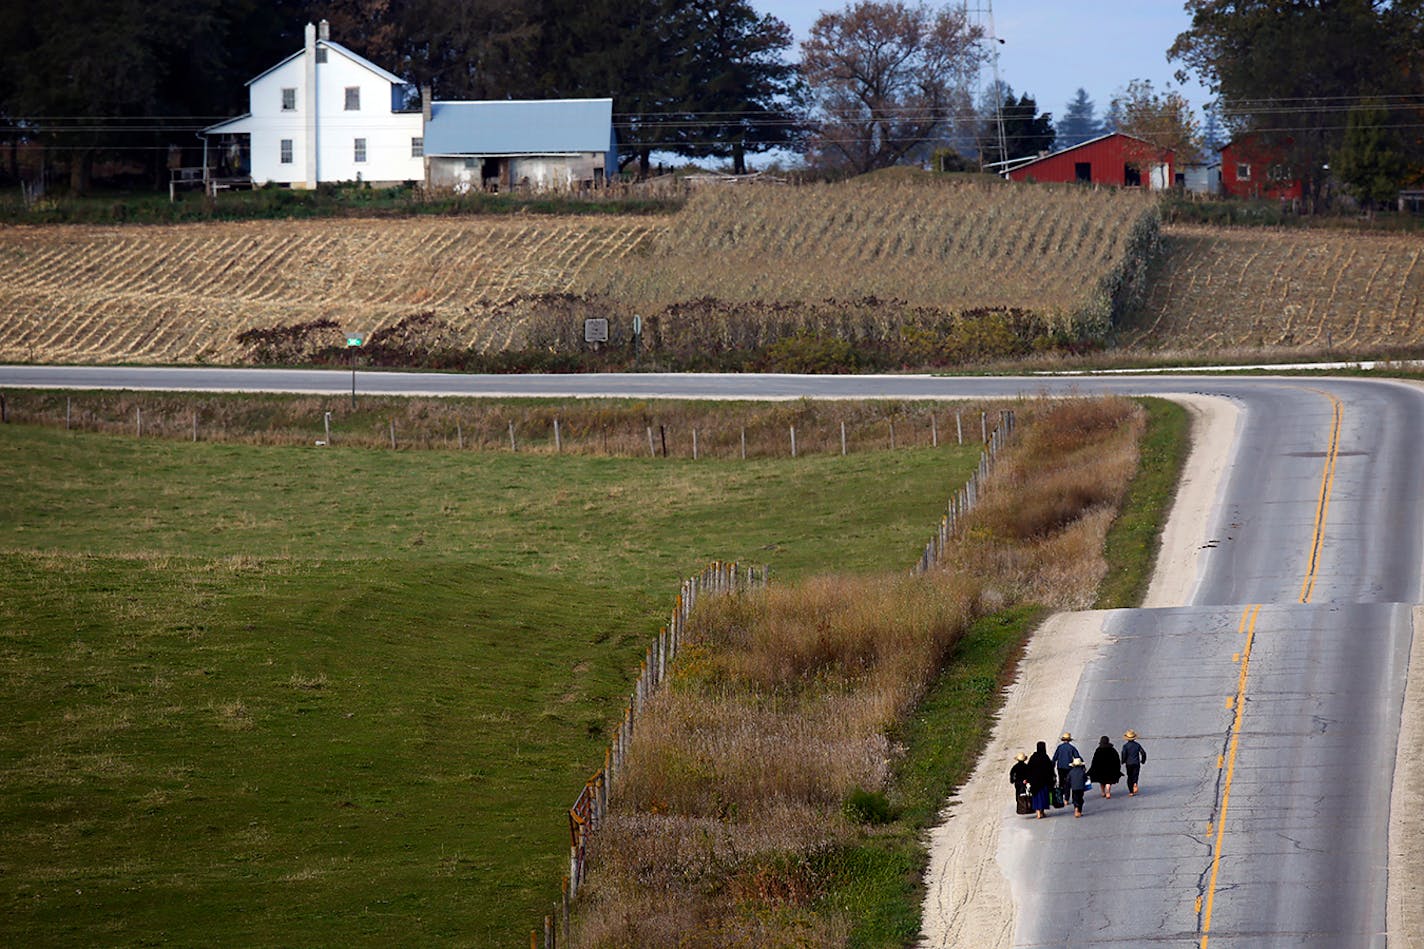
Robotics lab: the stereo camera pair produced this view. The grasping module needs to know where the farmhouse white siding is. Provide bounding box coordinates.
[206,22,422,187]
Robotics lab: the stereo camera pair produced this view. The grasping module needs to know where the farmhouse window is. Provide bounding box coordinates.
[315,47,327,64]
[1237,162,1251,180]
[464,157,479,169]
[411,137,424,158]
[281,87,296,112]
[354,138,367,163]
[345,86,360,111]
[280,139,293,164]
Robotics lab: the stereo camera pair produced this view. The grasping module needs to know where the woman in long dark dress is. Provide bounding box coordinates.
[1026,741,1056,818]
[1088,734,1123,798]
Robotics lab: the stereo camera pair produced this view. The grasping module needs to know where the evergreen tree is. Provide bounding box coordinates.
[980,88,1052,164]
[1333,100,1409,214]
[1058,88,1102,148]
[663,0,804,173]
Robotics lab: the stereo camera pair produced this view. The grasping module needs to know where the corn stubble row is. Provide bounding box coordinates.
[0,178,1158,365]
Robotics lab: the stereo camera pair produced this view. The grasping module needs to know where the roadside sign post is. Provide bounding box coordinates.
[347,335,363,409]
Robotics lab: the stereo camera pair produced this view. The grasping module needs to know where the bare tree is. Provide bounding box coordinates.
[800,1,981,174]
[1108,80,1201,164]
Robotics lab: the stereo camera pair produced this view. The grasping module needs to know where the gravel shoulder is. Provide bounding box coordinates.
[918,394,1239,948]
[1390,608,1424,948]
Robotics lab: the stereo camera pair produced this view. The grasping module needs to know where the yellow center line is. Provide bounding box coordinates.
[1201,388,1343,944]
[1200,603,1260,948]
[1299,391,1343,604]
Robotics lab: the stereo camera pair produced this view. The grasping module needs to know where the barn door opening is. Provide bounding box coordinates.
[1123,163,1142,187]
[1074,161,1091,183]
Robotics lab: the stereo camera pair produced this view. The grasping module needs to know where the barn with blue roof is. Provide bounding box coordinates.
[422,97,617,192]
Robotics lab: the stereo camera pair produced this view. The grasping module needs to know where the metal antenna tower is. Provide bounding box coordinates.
[963,0,1008,173]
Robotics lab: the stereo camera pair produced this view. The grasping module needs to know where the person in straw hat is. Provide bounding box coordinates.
[1120,730,1147,795]
[1009,752,1032,813]
[1052,731,1080,800]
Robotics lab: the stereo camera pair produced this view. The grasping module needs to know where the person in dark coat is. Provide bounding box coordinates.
[1009,752,1030,798]
[1088,735,1123,798]
[1052,731,1080,797]
[1026,741,1056,819]
[1121,730,1147,795]
[1067,756,1089,817]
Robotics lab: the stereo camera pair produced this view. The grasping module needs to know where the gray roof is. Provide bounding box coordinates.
[245,40,407,88]
[424,99,614,156]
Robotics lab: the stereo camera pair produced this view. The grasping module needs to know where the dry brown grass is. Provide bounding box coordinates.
[1126,224,1424,352]
[573,397,1146,946]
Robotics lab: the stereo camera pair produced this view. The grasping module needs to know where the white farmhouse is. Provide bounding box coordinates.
[205,20,424,188]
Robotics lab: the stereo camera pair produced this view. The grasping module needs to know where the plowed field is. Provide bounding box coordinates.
[1125,225,1424,352]
[0,216,663,363]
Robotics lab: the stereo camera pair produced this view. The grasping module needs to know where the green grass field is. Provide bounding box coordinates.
[0,422,982,946]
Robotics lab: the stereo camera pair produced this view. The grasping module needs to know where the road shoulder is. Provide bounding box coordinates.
[1389,608,1424,948]
[918,393,1238,947]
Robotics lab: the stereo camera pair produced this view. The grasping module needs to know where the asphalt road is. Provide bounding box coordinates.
[2,366,1417,946]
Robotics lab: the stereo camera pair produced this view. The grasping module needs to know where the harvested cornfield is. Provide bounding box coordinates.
[584,175,1161,337]
[0,215,663,364]
[1125,225,1424,352]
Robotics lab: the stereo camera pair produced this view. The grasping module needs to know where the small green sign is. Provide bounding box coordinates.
[346,336,364,347]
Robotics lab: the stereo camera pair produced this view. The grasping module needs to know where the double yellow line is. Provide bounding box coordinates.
[1299,391,1343,604]
[1198,603,1260,946]
[1199,389,1343,947]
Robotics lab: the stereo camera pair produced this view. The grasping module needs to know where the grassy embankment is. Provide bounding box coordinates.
[0,403,985,947]
[574,397,1190,946]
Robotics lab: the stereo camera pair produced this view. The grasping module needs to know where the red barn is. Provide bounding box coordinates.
[1006,133,1175,189]
[1219,134,1303,200]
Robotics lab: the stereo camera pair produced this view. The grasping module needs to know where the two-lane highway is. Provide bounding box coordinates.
[2,366,1419,946]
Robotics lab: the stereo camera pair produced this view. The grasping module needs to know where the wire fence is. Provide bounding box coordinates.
[532,410,1015,947]
[913,409,1016,575]
[532,561,766,949]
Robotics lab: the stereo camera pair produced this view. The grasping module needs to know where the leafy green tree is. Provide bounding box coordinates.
[1170,0,1424,208]
[0,0,307,192]
[1058,88,1102,148]
[1333,100,1410,214]
[800,1,982,173]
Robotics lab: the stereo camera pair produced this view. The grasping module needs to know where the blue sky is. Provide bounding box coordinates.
[753,0,1214,124]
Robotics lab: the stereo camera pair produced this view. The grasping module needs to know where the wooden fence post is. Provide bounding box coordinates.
[790,425,797,458]
[457,420,463,450]
[65,397,71,431]
[740,427,746,460]
[692,428,698,460]
[956,411,963,445]
[981,411,987,443]
[390,419,397,450]
[554,418,562,453]
[192,410,198,442]
[931,415,938,447]
[889,420,896,450]
[647,426,655,457]
[840,420,847,456]
[136,406,142,438]
[510,421,518,452]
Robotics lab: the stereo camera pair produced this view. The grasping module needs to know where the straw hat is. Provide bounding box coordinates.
[1015,752,1027,762]
[1060,731,1072,741]
[1124,729,1138,740]
[1071,757,1085,767]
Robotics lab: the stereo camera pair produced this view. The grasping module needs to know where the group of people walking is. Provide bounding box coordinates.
[1010,730,1146,819]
